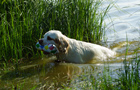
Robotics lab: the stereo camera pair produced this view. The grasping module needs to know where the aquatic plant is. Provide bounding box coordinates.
[62,53,140,90]
[0,0,109,64]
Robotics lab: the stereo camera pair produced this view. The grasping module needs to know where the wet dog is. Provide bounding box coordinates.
[39,30,116,63]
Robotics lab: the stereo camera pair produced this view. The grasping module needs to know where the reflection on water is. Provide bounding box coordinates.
[0,58,95,89]
[0,43,139,89]
[1,40,139,89]
[0,0,140,89]
[103,0,140,41]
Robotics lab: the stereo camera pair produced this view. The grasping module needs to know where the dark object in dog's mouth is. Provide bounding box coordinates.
[43,51,50,55]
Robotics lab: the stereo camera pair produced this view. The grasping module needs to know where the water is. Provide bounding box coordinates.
[103,0,140,62]
[104,0,140,41]
[0,0,140,89]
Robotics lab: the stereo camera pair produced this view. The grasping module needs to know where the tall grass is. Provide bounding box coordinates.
[0,0,110,64]
[0,0,42,64]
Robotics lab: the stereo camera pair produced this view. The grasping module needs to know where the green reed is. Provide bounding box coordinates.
[1,0,43,63]
[0,0,109,64]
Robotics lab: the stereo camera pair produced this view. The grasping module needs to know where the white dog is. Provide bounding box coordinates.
[39,30,116,64]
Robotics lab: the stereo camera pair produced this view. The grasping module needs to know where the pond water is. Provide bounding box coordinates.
[0,0,140,89]
[104,0,140,41]
[103,0,140,62]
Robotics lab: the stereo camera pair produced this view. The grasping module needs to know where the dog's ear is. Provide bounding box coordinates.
[54,37,69,53]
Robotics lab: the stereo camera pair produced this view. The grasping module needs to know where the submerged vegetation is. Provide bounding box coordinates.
[64,53,140,90]
[0,0,139,90]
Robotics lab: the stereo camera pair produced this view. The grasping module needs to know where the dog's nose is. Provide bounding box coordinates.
[39,39,43,45]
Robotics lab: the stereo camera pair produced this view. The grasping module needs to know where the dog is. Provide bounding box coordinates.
[39,30,116,64]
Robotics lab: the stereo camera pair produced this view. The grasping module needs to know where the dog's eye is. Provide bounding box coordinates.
[47,36,53,40]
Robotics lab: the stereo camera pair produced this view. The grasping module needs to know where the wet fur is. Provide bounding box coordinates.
[40,30,116,64]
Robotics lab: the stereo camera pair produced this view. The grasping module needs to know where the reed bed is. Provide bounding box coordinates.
[0,0,109,63]
[0,0,140,90]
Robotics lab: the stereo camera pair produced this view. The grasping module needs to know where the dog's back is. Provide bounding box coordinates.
[61,37,116,63]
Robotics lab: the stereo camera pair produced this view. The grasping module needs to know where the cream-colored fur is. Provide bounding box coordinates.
[40,30,116,63]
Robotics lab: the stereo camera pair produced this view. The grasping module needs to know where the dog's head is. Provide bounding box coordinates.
[39,30,69,54]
